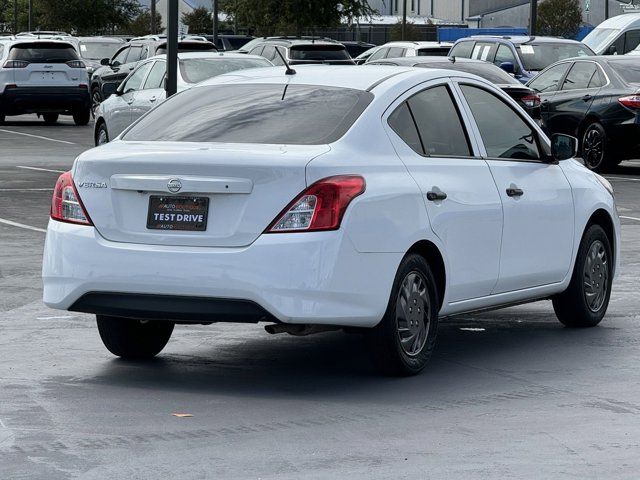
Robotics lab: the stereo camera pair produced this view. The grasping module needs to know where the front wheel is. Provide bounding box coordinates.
[368,254,439,376]
[552,224,613,328]
[95,122,109,146]
[96,315,174,359]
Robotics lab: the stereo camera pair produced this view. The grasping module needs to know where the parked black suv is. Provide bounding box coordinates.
[247,38,355,65]
[90,35,216,109]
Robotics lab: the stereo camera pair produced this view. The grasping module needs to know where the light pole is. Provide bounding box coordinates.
[213,0,219,46]
[28,0,32,31]
[402,0,407,40]
[13,0,18,34]
[166,0,178,97]
[151,0,157,35]
[529,0,537,36]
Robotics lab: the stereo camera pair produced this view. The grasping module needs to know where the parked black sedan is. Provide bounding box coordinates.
[527,56,640,172]
[367,56,542,121]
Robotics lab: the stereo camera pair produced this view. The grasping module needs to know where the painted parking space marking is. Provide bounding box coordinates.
[605,176,640,182]
[0,217,46,233]
[0,129,75,145]
[620,216,640,222]
[0,188,54,192]
[16,166,65,174]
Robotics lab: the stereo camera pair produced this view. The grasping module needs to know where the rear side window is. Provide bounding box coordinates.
[289,45,350,61]
[388,103,423,154]
[449,41,474,58]
[126,45,143,63]
[609,61,640,84]
[8,42,78,63]
[561,62,598,90]
[471,42,495,61]
[386,47,406,58]
[123,84,373,145]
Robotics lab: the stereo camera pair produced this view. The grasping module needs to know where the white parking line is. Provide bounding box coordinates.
[605,176,640,182]
[620,216,640,222]
[0,129,75,145]
[0,217,46,233]
[36,315,75,320]
[16,166,65,174]
[0,188,53,192]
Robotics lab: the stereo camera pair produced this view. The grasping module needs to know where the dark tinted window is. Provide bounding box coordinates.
[179,57,271,84]
[461,85,540,160]
[516,43,592,71]
[416,61,520,85]
[289,45,350,61]
[449,41,474,58]
[155,42,216,55]
[624,30,640,54]
[124,84,373,145]
[527,62,570,93]
[562,62,598,90]
[388,102,423,154]
[407,85,471,157]
[387,47,406,58]
[609,61,640,83]
[9,42,78,63]
[143,60,165,89]
[416,47,450,56]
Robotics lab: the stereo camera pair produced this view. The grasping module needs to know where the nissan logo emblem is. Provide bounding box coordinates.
[167,178,182,193]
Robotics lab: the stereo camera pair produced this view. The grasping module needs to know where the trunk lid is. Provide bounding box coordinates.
[73,141,329,247]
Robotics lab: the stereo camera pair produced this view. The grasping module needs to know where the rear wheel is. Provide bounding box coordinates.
[582,122,613,172]
[73,108,90,126]
[91,87,103,116]
[96,315,174,359]
[552,224,613,328]
[95,122,109,146]
[42,113,58,124]
[368,254,439,376]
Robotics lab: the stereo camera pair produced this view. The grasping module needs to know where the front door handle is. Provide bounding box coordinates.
[582,94,593,102]
[506,187,524,197]
[426,190,447,201]
[149,96,157,102]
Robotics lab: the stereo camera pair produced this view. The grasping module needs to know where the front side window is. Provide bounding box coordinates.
[449,41,474,58]
[368,47,388,62]
[624,30,640,54]
[121,62,152,93]
[494,44,517,69]
[527,62,570,93]
[386,47,406,58]
[461,84,540,161]
[111,46,129,65]
[123,84,373,145]
[561,62,598,91]
[126,45,143,63]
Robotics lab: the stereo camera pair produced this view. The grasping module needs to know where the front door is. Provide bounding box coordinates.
[385,81,503,303]
[457,82,574,293]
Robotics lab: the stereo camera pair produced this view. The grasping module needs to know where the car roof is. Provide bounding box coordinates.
[379,41,453,48]
[464,35,584,45]
[77,36,126,43]
[6,38,76,48]
[371,56,482,66]
[148,52,270,61]
[259,38,343,47]
[592,12,640,30]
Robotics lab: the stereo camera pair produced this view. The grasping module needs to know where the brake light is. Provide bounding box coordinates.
[266,175,365,233]
[51,171,93,226]
[66,60,86,68]
[3,60,29,68]
[521,94,541,108]
[618,95,640,109]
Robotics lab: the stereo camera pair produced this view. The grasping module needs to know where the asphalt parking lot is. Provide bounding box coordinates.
[2,114,640,479]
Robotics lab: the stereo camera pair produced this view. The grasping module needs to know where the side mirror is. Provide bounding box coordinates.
[551,133,578,161]
[100,58,110,66]
[607,45,617,55]
[499,62,515,74]
[112,60,121,68]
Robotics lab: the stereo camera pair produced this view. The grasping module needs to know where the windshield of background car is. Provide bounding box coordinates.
[289,45,351,61]
[8,42,79,63]
[416,62,520,84]
[609,60,640,84]
[516,43,593,71]
[123,84,373,144]
[583,28,618,53]
[179,57,272,83]
[155,42,216,54]
[78,41,122,60]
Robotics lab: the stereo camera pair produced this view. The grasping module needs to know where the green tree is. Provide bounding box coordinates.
[126,9,164,37]
[220,0,375,36]
[537,0,582,39]
[389,21,422,42]
[182,6,212,34]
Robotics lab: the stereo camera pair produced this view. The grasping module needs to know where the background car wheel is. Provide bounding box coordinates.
[42,113,59,124]
[73,108,91,126]
[95,122,109,146]
[91,87,103,115]
[368,254,439,376]
[581,122,612,172]
[96,315,174,359]
[552,224,613,328]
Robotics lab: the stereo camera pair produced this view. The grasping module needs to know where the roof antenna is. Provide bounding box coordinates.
[275,46,296,75]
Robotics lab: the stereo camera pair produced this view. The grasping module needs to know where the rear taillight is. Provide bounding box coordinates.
[618,95,640,109]
[3,60,29,68]
[66,60,86,68]
[51,171,93,226]
[521,94,541,108]
[266,175,365,233]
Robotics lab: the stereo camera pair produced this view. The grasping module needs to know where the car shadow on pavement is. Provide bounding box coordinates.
[84,306,618,401]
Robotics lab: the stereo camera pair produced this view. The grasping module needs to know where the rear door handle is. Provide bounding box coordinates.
[506,187,524,197]
[149,96,157,102]
[582,94,593,101]
[426,190,447,201]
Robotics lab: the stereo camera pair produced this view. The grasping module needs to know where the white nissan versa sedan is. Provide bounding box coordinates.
[42,65,620,376]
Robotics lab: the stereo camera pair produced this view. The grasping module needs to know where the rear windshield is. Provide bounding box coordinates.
[516,43,592,71]
[79,41,122,60]
[289,45,350,61]
[179,57,272,83]
[609,61,640,84]
[416,61,520,84]
[155,42,216,55]
[417,47,450,56]
[8,42,78,63]
[123,84,373,144]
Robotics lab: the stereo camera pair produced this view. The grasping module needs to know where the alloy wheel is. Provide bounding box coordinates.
[583,127,604,169]
[97,128,108,145]
[583,240,609,313]
[396,271,430,356]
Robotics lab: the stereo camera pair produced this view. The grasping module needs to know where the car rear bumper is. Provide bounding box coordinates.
[42,220,400,327]
[0,86,91,115]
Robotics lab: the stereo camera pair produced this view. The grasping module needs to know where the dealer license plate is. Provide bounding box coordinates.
[146,196,209,231]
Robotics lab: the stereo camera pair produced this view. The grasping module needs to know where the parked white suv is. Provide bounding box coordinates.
[0,39,91,125]
[43,65,620,376]
[358,41,452,64]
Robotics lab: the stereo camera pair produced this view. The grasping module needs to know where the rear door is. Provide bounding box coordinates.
[385,80,503,302]
[129,60,166,122]
[107,61,152,138]
[470,42,497,63]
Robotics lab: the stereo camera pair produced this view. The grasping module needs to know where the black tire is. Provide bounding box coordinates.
[95,122,109,146]
[96,315,174,359]
[581,122,613,173]
[552,224,613,328]
[91,86,103,115]
[368,254,439,376]
[73,108,91,126]
[42,113,59,124]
